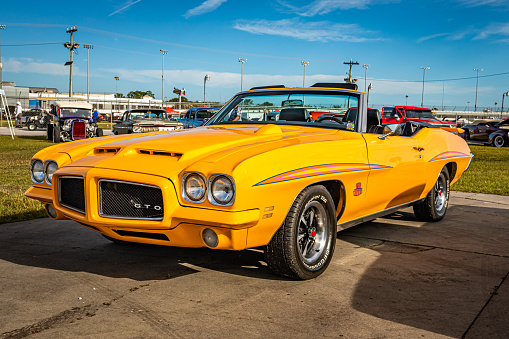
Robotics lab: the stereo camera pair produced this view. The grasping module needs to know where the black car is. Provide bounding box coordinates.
[462,118,509,147]
[21,109,49,131]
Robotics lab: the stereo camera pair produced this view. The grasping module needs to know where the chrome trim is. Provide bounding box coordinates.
[44,160,59,185]
[98,179,164,221]
[337,197,425,230]
[30,158,45,184]
[181,172,207,204]
[58,175,86,214]
[207,174,236,207]
[465,153,474,172]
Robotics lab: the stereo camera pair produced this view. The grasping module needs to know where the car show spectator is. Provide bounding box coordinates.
[15,102,23,127]
[92,108,100,123]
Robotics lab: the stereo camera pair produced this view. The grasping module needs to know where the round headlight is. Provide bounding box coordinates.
[184,173,206,202]
[45,161,58,184]
[31,159,45,184]
[210,175,235,205]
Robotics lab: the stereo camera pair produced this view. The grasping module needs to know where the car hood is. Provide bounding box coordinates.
[49,125,343,178]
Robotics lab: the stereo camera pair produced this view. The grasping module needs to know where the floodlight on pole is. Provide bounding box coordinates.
[405,95,409,105]
[0,24,6,91]
[473,68,483,112]
[64,26,79,98]
[420,66,430,107]
[362,64,370,92]
[160,49,168,108]
[204,74,210,103]
[501,91,509,118]
[114,76,119,126]
[84,44,94,103]
[238,58,247,91]
[301,61,309,87]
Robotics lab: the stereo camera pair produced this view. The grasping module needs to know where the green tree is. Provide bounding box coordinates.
[114,93,125,98]
[169,96,188,102]
[126,90,155,99]
[259,101,273,106]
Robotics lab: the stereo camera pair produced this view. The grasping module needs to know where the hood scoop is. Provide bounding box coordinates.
[94,147,121,155]
[137,149,183,158]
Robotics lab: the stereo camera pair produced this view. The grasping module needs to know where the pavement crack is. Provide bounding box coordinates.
[0,305,96,339]
[342,235,509,258]
[461,270,509,338]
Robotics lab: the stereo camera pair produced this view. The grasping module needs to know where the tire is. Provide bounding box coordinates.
[492,135,505,148]
[52,124,60,143]
[27,123,37,131]
[114,130,118,135]
[264,185,337,280]
[46,125,53,140]
[96,127,104,137]
[413,167,450,222]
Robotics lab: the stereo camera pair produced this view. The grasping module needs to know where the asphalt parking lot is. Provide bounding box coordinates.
[1,191,508,338]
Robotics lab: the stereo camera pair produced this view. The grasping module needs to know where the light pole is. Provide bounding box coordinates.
[64,26,79,98]
[301,61,309,87]
[84,44,93,102]
[473,68,483,112]
[363,64,370,92]
[467,101,470,111]
[160,49,167,109]
[420,66,430,107]
[405,95,408,105]
[0,25,5,91]
[114,76,119,126]
[367,83,373,107]
[501,91,509,118]
[238,58,247,91]
[204,74,210,103]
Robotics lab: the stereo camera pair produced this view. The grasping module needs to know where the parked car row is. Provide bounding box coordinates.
[460,118,509,147]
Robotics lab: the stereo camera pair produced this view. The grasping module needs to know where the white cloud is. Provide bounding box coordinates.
[233,18,383,42]
[278,0,399,17]
[3,58,84,77]
[109,0,142,17]
[457,0,509,7]
[416,33,450,43]
[184,0,228,18]
[474,22,509,39]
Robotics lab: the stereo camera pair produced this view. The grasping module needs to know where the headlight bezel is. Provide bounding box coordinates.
[181,172,207,203]
[31,159,45,184]
[208,174,236,206]
[44,160,59,185]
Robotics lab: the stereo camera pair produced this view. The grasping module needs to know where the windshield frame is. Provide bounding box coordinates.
[206,88,365,131]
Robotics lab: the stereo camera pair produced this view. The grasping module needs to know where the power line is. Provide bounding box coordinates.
[1,42,62,46]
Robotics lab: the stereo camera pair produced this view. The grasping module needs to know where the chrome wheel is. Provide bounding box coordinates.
[298,201,327,264]
[493,136,505,147]
[434,175,446,213]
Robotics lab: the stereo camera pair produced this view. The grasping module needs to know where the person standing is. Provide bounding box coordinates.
[15,101,23,128]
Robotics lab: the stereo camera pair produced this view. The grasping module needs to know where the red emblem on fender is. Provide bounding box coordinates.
[353,182,363,196]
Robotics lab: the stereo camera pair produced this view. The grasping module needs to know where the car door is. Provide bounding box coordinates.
[381,107,403,125]
[470,123,489,141]
[119,112,131,134]
[362,132,426,213]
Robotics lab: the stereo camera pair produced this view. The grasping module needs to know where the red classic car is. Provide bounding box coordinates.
[382,106,456,128]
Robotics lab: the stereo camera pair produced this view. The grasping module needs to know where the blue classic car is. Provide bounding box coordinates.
[178,107,219,129]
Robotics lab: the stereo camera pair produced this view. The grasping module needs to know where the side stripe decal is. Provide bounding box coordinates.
[429,151,471,162]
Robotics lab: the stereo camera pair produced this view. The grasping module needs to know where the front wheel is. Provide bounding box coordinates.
[492,135,505,147]
[413,167,450,222]
[264,185,336,280]
[96,127,103,137]
[27,123,37,131]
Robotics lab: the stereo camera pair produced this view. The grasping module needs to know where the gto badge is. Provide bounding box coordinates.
[134,203,162,211]
[353,182,363,196]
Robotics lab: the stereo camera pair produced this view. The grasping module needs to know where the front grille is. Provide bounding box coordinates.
[99,180,164,220]
[72,120,86,140]
[59,176,85,213]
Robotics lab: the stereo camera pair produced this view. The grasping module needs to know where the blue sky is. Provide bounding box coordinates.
[1,0,509,109]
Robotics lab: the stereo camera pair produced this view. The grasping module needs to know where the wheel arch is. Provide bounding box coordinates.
[445,162,457,182]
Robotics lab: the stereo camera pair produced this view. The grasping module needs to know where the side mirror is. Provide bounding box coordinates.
[396,117,401,122]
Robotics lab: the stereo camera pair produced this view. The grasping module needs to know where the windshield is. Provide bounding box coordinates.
[196,110,216,119]
[131,111,168,120]
[59,108,91,118]
[404,109,436,119]
[207,91,359,130]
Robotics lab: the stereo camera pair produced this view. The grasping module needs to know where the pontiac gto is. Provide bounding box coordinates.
[25,83,472,279]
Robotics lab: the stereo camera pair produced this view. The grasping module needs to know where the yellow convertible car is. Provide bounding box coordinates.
[25,83,472,279]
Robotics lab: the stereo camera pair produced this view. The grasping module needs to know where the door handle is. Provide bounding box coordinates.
[413,147,425,152]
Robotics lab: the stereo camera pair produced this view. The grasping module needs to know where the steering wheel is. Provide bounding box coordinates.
[316,116,344,125]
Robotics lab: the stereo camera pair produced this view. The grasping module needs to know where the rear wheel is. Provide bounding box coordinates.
[413,167,450,222]
[493,135,505,147]
[27,123,37,131]
[264,185,336,280]
[96,127,104,137]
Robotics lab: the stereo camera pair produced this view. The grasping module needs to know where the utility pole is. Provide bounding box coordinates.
[84,44,93,103]
[0,25,5,91]
[64,26,79,98]
[114,76,119,126]
[301,61,309,87]
[362,64,370,92]
[204,74,210,103]
[343,59,359,84]
[238,58,247,91]
[420,66,430,107]
[160,49,167,109]
[501,91,509,118]
[473,68,483,112]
